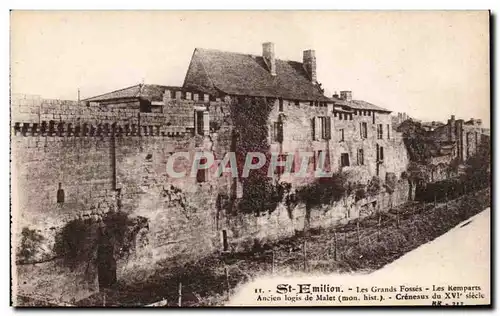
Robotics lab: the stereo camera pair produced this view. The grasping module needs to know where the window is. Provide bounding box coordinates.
[377,124,383,139]
[312,150,325,171]
[339,113,343,120]
[276,154,287,176]
[387,124,390,139]
[321,117,331,139]
[294,100,300,106]
[341,153,350,167]
[279,98,284,112]
[196,111,204,135]
[316,150,323,171]
[312,117,331,140]
[360,122,368,139]
[372,112,376,124]
[376,144,384,162]
[333,112,337,117]
[272,121,283,142]
[196,157,207,183]
[222,230,228,251]
[357,149,364,165]
[338,129,344,142]
[57,182,64,204]
[310,101,314,106]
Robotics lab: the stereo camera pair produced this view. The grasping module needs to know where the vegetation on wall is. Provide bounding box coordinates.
[17,227,46,264]
[398,120,435,164]
[53,212,149,269]
[416,137,490,202]
[229,96,283,215]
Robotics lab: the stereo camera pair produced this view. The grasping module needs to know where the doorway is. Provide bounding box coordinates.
[97,231,117,289]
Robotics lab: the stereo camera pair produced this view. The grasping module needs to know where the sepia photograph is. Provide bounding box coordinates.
[9,10,491,307]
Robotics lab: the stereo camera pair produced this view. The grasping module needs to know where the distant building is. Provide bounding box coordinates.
[431,115,488,162]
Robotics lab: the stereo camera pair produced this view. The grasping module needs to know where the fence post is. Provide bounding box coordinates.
[225,266,230,301]
[178,282,182,307]
[377,212,381,241]
[271,250,275,275]
[396,208,400,227]
[356,221,360,246]
[303,240,307,272]
[333,230,337,261]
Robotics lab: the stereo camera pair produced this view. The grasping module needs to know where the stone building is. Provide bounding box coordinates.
[11,43,410,304]
[86,42,409,186]
[431,115,488,163]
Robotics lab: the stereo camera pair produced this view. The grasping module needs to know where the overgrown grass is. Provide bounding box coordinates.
[76,188,490,306]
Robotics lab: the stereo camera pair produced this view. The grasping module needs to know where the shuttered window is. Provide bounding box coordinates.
[377,124,383,139]
[360,122,368,138]
[357,149,364,165]
[272,122,283,143]
[376,144,384,162]
[312,116,331,140]
[338,129,344,142]
[321,116,331,139]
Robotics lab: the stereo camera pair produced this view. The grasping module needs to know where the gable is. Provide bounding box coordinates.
[183,49,217,95]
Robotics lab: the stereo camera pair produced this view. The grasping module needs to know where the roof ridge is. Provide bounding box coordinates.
[195,47,305,64]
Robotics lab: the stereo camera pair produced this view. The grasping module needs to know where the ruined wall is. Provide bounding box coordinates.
[429,117,486,163]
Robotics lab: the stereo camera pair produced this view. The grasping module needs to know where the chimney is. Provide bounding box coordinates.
[340,91,352,101]
[448,115,456,142]
[303,50,317,83]
[262,42,276,76]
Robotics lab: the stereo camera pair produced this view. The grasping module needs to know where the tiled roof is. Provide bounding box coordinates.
[348,100,391,112]
[183,48,331,102]
[83,84,142,102]
[84,84,183,102]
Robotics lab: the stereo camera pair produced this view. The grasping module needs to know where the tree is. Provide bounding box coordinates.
[384,173,397,208]
[464,138,491,190]
[406,162,427,200]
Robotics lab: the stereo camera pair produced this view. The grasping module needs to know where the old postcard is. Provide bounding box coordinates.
[10,11,491,307]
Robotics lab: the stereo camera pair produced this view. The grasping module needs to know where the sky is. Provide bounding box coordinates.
[10,11,490,126]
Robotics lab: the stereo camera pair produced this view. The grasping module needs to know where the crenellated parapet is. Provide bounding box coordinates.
[11,121,190,138]
[10,93,219,138]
